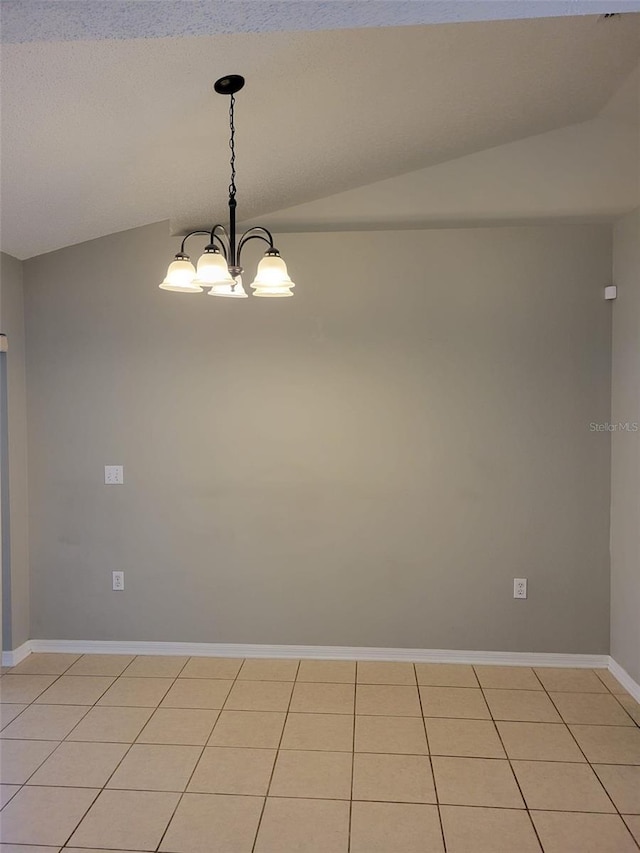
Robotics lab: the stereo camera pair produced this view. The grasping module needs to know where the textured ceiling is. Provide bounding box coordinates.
[1,11,639,258]
[3,1,640,43]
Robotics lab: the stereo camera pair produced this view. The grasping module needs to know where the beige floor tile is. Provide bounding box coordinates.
[350,801,444,853]
[355,714,427,754]
[106,743,201,791]
[356,661,416,685]
[415,663,478,687]
[0,705,27,729]
[98,676,174,707]
[432,756,524,807]
[254,796,349,853]
[224,680,293,712]
[188,746,276,795]
[0,846,62,853]
[296,660,356,683]
[356,684,421,716]
[27,741,129,788]
[270,749,352,799]
[161,678,233,710]
[238,658,299,681]
[496,721,585,761]
[1,705,90,740]
[121,655,189,678]
[624,815,640,844]
[551,691,636,726]
[0,785,99,846]
[179,657,244,679]
[534,667,608,693]
[618,695,640,724]
[531,810,638,853]
[69,789,179,850]
[352,752,436,803]
[65,655,135,677]
[0,675,58,704]
[570,724,640,764]
[594,764,640,813]
[65,705,153,742]
[596,669,630,695]
[281,713,353,751]
[8,654,79,676]
[35,676,115,706]
[441,805,541,853]
[208,710,285,748]
[160,792,263,853]
[426,718,505,758]
[0,783,21,808]
[0,740,58,783]
[65,849,147,853]
[137,708,219,745]
[513,759,615,812]
[419,686,490,719]
[474,665,542,690]
[289,682,354,714]
[484,689,562,722]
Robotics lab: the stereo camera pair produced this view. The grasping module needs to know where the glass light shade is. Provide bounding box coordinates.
[208,274,248,298]
[250,254,295,297]
[195,250,235,285]
[159,258,202,292]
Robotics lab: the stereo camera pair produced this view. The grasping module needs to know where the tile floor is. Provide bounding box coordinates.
[0,655,639,852]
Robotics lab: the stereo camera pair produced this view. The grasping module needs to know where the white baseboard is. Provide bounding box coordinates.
[609,657,640,703]
[19,638,609,668]
[6,640,637,700]
[2,641,32,667]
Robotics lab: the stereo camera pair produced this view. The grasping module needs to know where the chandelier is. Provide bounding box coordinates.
[159,75,295,298]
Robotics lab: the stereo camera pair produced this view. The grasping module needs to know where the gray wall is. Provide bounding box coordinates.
[24,222,613,652]
[611,208,640,683]
[0,252,30,649]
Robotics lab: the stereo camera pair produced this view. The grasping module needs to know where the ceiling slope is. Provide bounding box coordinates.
[1,14,639,258]
[249,88,640,232]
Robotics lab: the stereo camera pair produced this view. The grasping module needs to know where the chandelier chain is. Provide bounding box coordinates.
[228,93,237,200]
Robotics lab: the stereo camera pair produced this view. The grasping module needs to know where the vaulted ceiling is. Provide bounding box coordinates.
[1,2,639,259]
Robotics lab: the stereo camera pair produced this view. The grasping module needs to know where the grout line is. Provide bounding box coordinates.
[469,665,482,689]
[415,663,447,853]
[54,656,189,847]
[483,679,545,852]
[39,655,125,849]
[611,693,640,729]
[544,682,640,852]
[154,656,247,853]
[347,662,359,853]
[251,658,301,853]
[11,782,640,811]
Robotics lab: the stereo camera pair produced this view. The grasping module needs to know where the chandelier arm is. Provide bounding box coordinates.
[179,230,212,255]
[237,227,275,264]
[209,225,230,258]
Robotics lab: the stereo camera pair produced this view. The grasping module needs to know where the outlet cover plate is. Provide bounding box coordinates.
[513,578,528,599]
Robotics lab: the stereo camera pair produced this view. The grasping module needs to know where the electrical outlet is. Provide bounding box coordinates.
[513,578,528,599]
[112,571,124,591]
[105,465,124,485]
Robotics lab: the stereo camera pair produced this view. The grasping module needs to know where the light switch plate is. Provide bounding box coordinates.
[104,465,124,485]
